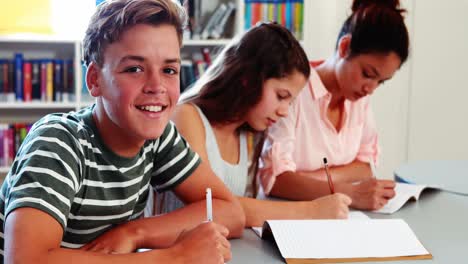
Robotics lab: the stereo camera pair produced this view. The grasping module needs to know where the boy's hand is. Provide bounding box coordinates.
[170,222,231,264]
[81,224,140,254]
[338,178,396,210]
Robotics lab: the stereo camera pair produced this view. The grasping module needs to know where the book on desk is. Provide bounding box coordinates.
[258,219,432,264]
[373,182,440,214]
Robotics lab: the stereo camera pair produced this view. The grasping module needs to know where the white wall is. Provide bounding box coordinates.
[407,0,468,160]
[302,0,468,179]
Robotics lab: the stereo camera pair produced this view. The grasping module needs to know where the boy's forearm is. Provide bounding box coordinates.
[123,199,244,249]
[8,248,173,264]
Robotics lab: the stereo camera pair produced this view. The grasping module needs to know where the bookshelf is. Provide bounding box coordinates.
[0,35,87,181]
[0,0,306,182]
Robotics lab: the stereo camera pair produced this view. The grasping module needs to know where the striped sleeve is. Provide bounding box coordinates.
[151,122,200,192]
[4,122,82,229]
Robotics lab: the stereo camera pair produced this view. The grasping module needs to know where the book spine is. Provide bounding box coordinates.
[23,61,32,102]
[0,126,4,166]
[200,47,211,66]
[63,60,69,102]
[31,60,41,101]
[244,0,252,30]
[46,60,54,102]
[252,1,261,25]
[279,0,286,27]
[0,60,4,102]
[298,0,303,39]
[285,0,292,31]
[7,60,15,102]
[67,60,75,101]
[14,53,24,102]
[54,59,63,102]
[40,60,47,102]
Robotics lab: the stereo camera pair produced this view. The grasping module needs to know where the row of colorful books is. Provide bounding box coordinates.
[0,54,75,103]
[0,123,32,167]
[245,0,304,39]
[180,48,213,92]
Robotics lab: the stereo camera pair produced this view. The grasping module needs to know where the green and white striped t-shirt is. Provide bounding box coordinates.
[0,106,200,258]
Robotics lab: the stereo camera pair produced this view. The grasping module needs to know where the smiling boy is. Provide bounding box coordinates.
[0,1,244,263]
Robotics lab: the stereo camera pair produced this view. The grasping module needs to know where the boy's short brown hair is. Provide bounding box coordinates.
[83,0,187,66]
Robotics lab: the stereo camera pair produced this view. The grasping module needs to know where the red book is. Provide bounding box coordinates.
[23,62,32,102]
[252,2,262,25]
[5,127,14,166]
[201,48,212,66]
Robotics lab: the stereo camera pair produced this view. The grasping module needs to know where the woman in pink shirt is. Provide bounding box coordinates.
[259,0,409,210]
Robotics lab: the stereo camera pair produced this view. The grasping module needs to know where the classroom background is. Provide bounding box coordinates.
[0,0,467,183]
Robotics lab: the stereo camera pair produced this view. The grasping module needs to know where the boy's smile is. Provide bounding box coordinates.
[88,23,181,156]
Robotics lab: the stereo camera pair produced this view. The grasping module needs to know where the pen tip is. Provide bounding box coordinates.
[323,157,328,164]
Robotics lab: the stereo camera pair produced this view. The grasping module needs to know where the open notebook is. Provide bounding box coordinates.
[258,219,432,264]
[374,183,440,214]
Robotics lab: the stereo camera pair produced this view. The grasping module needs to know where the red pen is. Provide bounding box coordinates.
[323,157,335,194]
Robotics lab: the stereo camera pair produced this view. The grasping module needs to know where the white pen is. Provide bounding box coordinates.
[206,188,213,222]
[369,158,378,179]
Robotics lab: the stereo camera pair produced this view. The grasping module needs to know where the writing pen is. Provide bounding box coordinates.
[323,157,335,194]
[206,187,213,222]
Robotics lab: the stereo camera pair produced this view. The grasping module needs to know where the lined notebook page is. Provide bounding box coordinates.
[267,219,429,259]
[251,211,370,237]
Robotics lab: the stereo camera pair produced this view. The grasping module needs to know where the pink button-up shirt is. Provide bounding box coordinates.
[258,63,379,194]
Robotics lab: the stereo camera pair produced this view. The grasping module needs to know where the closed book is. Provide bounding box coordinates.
[46,60,54,102]
[62,59,74,102]
[0,60,4,102]
[6,60,15,102]
[23,61,32,102]
[6,126,15,166]
[14,53,24,101]
[54,59,63,102]
[31,60,41,101]
[0,125,4,166]
[40,60,48,102]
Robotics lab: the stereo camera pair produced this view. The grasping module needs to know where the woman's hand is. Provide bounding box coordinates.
[337,178,396,210]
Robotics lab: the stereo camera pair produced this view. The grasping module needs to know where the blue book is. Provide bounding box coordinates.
[244,0,253,30]
[285,0,292,32]
[14,53,23,101]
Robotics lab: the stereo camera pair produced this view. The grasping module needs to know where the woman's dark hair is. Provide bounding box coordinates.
[181,22,310,125]
[337,0,409,64]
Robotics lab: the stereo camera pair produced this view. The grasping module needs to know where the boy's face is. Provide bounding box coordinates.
[92,23,181,142]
